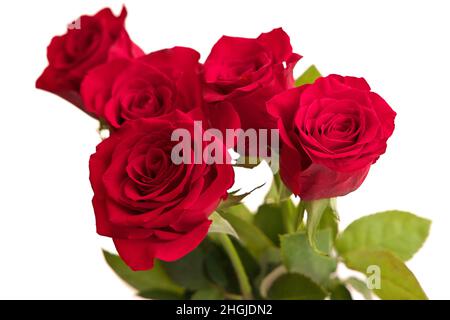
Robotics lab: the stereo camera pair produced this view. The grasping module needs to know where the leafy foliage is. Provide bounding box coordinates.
[103,250,184,296]
[280,230,337,286]
[336,211,431,261]
[295,65,321,86]
[343,249,427,300]
[267,273,327,300]
[104,199,430,300]
[104,138,430,301]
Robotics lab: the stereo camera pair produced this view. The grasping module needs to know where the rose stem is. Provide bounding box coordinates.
[218,233,253,299]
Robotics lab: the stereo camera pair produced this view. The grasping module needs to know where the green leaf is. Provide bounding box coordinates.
[343,249,427,300]
[218,185,264,210]
[103,250,183,295]
[223,203,254,224]
[278,182,292,203]
[264,174,292,204]
[138,289,184,300]
[336,211,431,261]
[295,65,321,87]
[319,206,339,241]
[220,208,274,259]
[209,211,239,239]
[304,198,336,254]
[267,273,327,300]
[296,201,306,231]
[330,284,353,300]
[264,178,279,204]
[204,243,235,291]
[281,199,297,234]
[254,204,285,245]
[345,277,373,300]
[191,287,225,300]
[161,245,211,291]
[280,230,337,286]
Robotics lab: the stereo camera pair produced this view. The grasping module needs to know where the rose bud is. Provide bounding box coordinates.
[268,74,396,200]
[36,7,143,112]
[89,111,234,270]
[81,47,203,129]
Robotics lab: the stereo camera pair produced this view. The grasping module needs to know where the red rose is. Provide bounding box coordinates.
[203,28,301,133]
[89,111,234,270]
[81,47,203,129]
[268,74,396,200]
[36,7,143,111]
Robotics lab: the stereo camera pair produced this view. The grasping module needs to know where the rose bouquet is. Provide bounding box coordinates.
[37,6,430,300]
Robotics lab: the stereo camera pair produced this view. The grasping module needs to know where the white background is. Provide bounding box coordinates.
[1,0,449,299]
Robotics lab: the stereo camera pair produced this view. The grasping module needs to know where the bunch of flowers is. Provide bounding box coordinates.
[37,7,430,300]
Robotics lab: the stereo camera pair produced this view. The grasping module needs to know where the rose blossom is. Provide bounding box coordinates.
[36,7,143,111]
[202,28,301,134]
[81,47,203,129]
[89,111,234,270]
[268,74,396,200]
